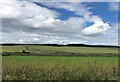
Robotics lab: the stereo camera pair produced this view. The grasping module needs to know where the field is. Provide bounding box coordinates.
[1,45,119,80]
[2,45,118,53]
[3,56,118,64]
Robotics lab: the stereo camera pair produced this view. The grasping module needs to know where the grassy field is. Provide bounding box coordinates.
[3,56,118,64]
[3,56,118,80]
[1,45,119,53]
[2,45,119,80]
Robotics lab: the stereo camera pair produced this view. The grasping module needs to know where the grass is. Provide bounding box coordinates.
[1,45,119,53]
[2,56,118,80]
[2,46,25,52]
[3,56,118,64]
[2,45,119,80]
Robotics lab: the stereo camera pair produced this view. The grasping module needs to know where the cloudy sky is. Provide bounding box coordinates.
[0,0,118,45]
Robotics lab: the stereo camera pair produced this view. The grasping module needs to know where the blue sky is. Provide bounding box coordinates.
[0,0,118,45]
[83,2,118,25]
[35,2,118,27]
[35,2,82,20]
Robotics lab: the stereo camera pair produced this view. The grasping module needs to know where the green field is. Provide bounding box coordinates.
[3,56,118,64]
[3,56,118,80]
[1,45,118,53]
[2,45,119,80]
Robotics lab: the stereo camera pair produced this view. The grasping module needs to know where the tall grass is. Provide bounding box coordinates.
[2,62,118,80]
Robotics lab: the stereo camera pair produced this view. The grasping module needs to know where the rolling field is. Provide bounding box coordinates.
[1,45,119,53]
[2,45,119,80]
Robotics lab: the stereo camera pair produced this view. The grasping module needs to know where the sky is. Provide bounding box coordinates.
[0,0,119,45]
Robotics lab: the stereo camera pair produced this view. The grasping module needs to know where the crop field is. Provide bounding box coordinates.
[1,45,119,80]
[1,45,118,53]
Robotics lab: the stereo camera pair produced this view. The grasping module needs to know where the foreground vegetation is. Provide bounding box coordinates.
[3,62,118,80]
[2,56,118,80]
[2,45,119,80]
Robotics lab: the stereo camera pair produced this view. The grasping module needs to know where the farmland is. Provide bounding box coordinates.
[2,45,118,53]
[1,45,119,80]
[3,56,118,64]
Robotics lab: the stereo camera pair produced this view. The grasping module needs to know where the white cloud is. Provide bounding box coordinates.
[40,2,92,17]
[40,2,110,34]
[0,0,59,18]
[25,0,119,2]
[82,21,110,35]
[0,0,118,46]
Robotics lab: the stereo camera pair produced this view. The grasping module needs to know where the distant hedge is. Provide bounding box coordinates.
[2,52,118,57]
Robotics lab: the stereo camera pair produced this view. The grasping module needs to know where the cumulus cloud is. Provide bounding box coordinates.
[82,21,110,35]
[40,2,111,34]
[0,0,118,45]
[0,0,59,18]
